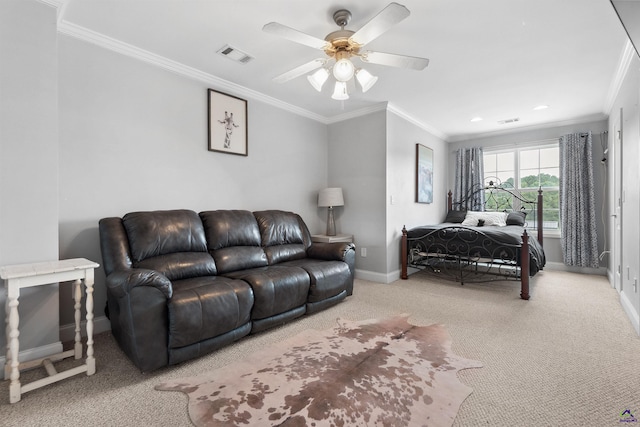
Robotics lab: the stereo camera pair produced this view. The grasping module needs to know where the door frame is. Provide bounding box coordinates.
[613,109,623,292]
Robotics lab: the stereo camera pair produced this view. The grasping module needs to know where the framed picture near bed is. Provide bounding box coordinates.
[208,89,248,156]
[416,143,433,203]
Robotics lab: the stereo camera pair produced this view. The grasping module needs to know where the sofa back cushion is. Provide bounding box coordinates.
[122,210,217,280]
[199,210,268,274]
[253,210,311,264]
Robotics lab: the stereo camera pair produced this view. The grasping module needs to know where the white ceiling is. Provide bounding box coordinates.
[58,0,629,142]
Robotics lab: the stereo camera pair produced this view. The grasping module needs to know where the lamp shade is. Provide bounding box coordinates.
[331,81,349,100]
[318,187,344,207]
[307,68,329,92]
[356,68,378,93]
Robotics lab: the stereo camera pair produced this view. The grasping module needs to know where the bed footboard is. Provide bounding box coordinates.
[401,225,531,300]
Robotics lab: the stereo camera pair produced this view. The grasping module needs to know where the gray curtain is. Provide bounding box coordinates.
[559,132,599,268]
[453,147,485,211]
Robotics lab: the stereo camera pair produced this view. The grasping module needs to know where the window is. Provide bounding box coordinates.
[483,141,560,235]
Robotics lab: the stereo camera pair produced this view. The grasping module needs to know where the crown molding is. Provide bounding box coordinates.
[46,2,623,145]
[446,113,608,143]
[387,103,448,141]
[55,17,450,135]
[306,100,451,143]
[36,0,64,8]
[604,39,636,114]
[35,0,68,24]
[325,102,388,124]
[57,20,328,124]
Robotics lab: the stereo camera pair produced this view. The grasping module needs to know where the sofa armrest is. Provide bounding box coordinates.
[307,242,355,262]
[308,242,356,296]
[106,268,173,299]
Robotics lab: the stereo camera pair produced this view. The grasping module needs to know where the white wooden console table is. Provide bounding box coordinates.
[0,258,99,403]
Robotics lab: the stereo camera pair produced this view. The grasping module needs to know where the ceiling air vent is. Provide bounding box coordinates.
[497,117,520,125]
[217,45,254,64]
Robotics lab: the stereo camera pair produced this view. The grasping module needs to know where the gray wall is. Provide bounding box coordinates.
[328,110,387,278]
[386,111,447,275]
[448,119,609,272]
[0,1,61,358]
[57,36,329,327]
[327,109,448,282]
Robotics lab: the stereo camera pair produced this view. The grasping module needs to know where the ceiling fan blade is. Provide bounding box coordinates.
[350,2,410,46]
[362,51,429,70]
[273,58,325,83]
[263,22,330,50]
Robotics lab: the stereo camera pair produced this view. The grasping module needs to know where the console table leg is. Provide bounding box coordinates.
[73,279,82,359]
[4,296,10,381]
[84,275,95,375]
[7,288,21,403]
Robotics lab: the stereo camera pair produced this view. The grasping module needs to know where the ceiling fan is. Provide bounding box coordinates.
[262,2,429,100]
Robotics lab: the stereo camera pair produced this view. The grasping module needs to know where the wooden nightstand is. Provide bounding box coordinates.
[311,234,354,243]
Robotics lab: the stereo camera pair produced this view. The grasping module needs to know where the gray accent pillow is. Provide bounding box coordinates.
[444,210,467,223]
[506,211,527,226]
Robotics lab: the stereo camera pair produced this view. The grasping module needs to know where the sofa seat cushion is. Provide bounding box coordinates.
[224,265,310,320]
[280,259,350,302]
[168,276,254,349]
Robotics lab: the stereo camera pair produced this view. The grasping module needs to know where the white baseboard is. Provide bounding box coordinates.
[544,262,608,276]
[0,316,112,373]
[607,269,615,287]
[59,315,111,342]
[359,264,609,285]
[0,341,63,374]
[620,291,640,336]
[355,269,399,284]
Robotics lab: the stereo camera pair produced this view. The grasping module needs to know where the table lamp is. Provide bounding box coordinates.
[318,187,344,236]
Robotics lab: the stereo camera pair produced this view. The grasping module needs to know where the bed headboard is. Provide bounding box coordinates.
[448,177,544,246]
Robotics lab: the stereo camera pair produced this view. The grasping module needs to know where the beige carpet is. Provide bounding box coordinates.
[156,315,482,426]
[1,269,639,426]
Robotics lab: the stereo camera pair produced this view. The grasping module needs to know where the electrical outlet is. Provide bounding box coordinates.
[361,247,367,257]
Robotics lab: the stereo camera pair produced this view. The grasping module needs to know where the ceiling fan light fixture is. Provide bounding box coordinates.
[264,4,429,101]
[307,68,329,91]
[331,81,349,100]
[333,58,355,82]
[356,68,378,92]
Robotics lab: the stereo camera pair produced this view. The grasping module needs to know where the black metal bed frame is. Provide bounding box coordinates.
[401,178,543,300]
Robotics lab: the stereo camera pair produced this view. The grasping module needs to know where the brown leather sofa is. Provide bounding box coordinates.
[99,209,355,372]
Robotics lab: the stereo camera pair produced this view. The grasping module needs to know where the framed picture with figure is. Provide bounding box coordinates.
[208,89,248,156]
[416,143,433,203]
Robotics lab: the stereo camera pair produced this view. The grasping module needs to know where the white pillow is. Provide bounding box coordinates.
[461,211,508,227]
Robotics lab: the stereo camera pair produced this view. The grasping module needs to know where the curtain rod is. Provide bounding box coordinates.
[454,131,608,153]
[580,131,608,137]
[464,138,558,153]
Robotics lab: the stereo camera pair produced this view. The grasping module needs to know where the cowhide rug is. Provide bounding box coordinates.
[155,315,482,427]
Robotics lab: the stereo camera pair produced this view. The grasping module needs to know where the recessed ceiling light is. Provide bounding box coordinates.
[533,105,549,111]
[470,117,483,122]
